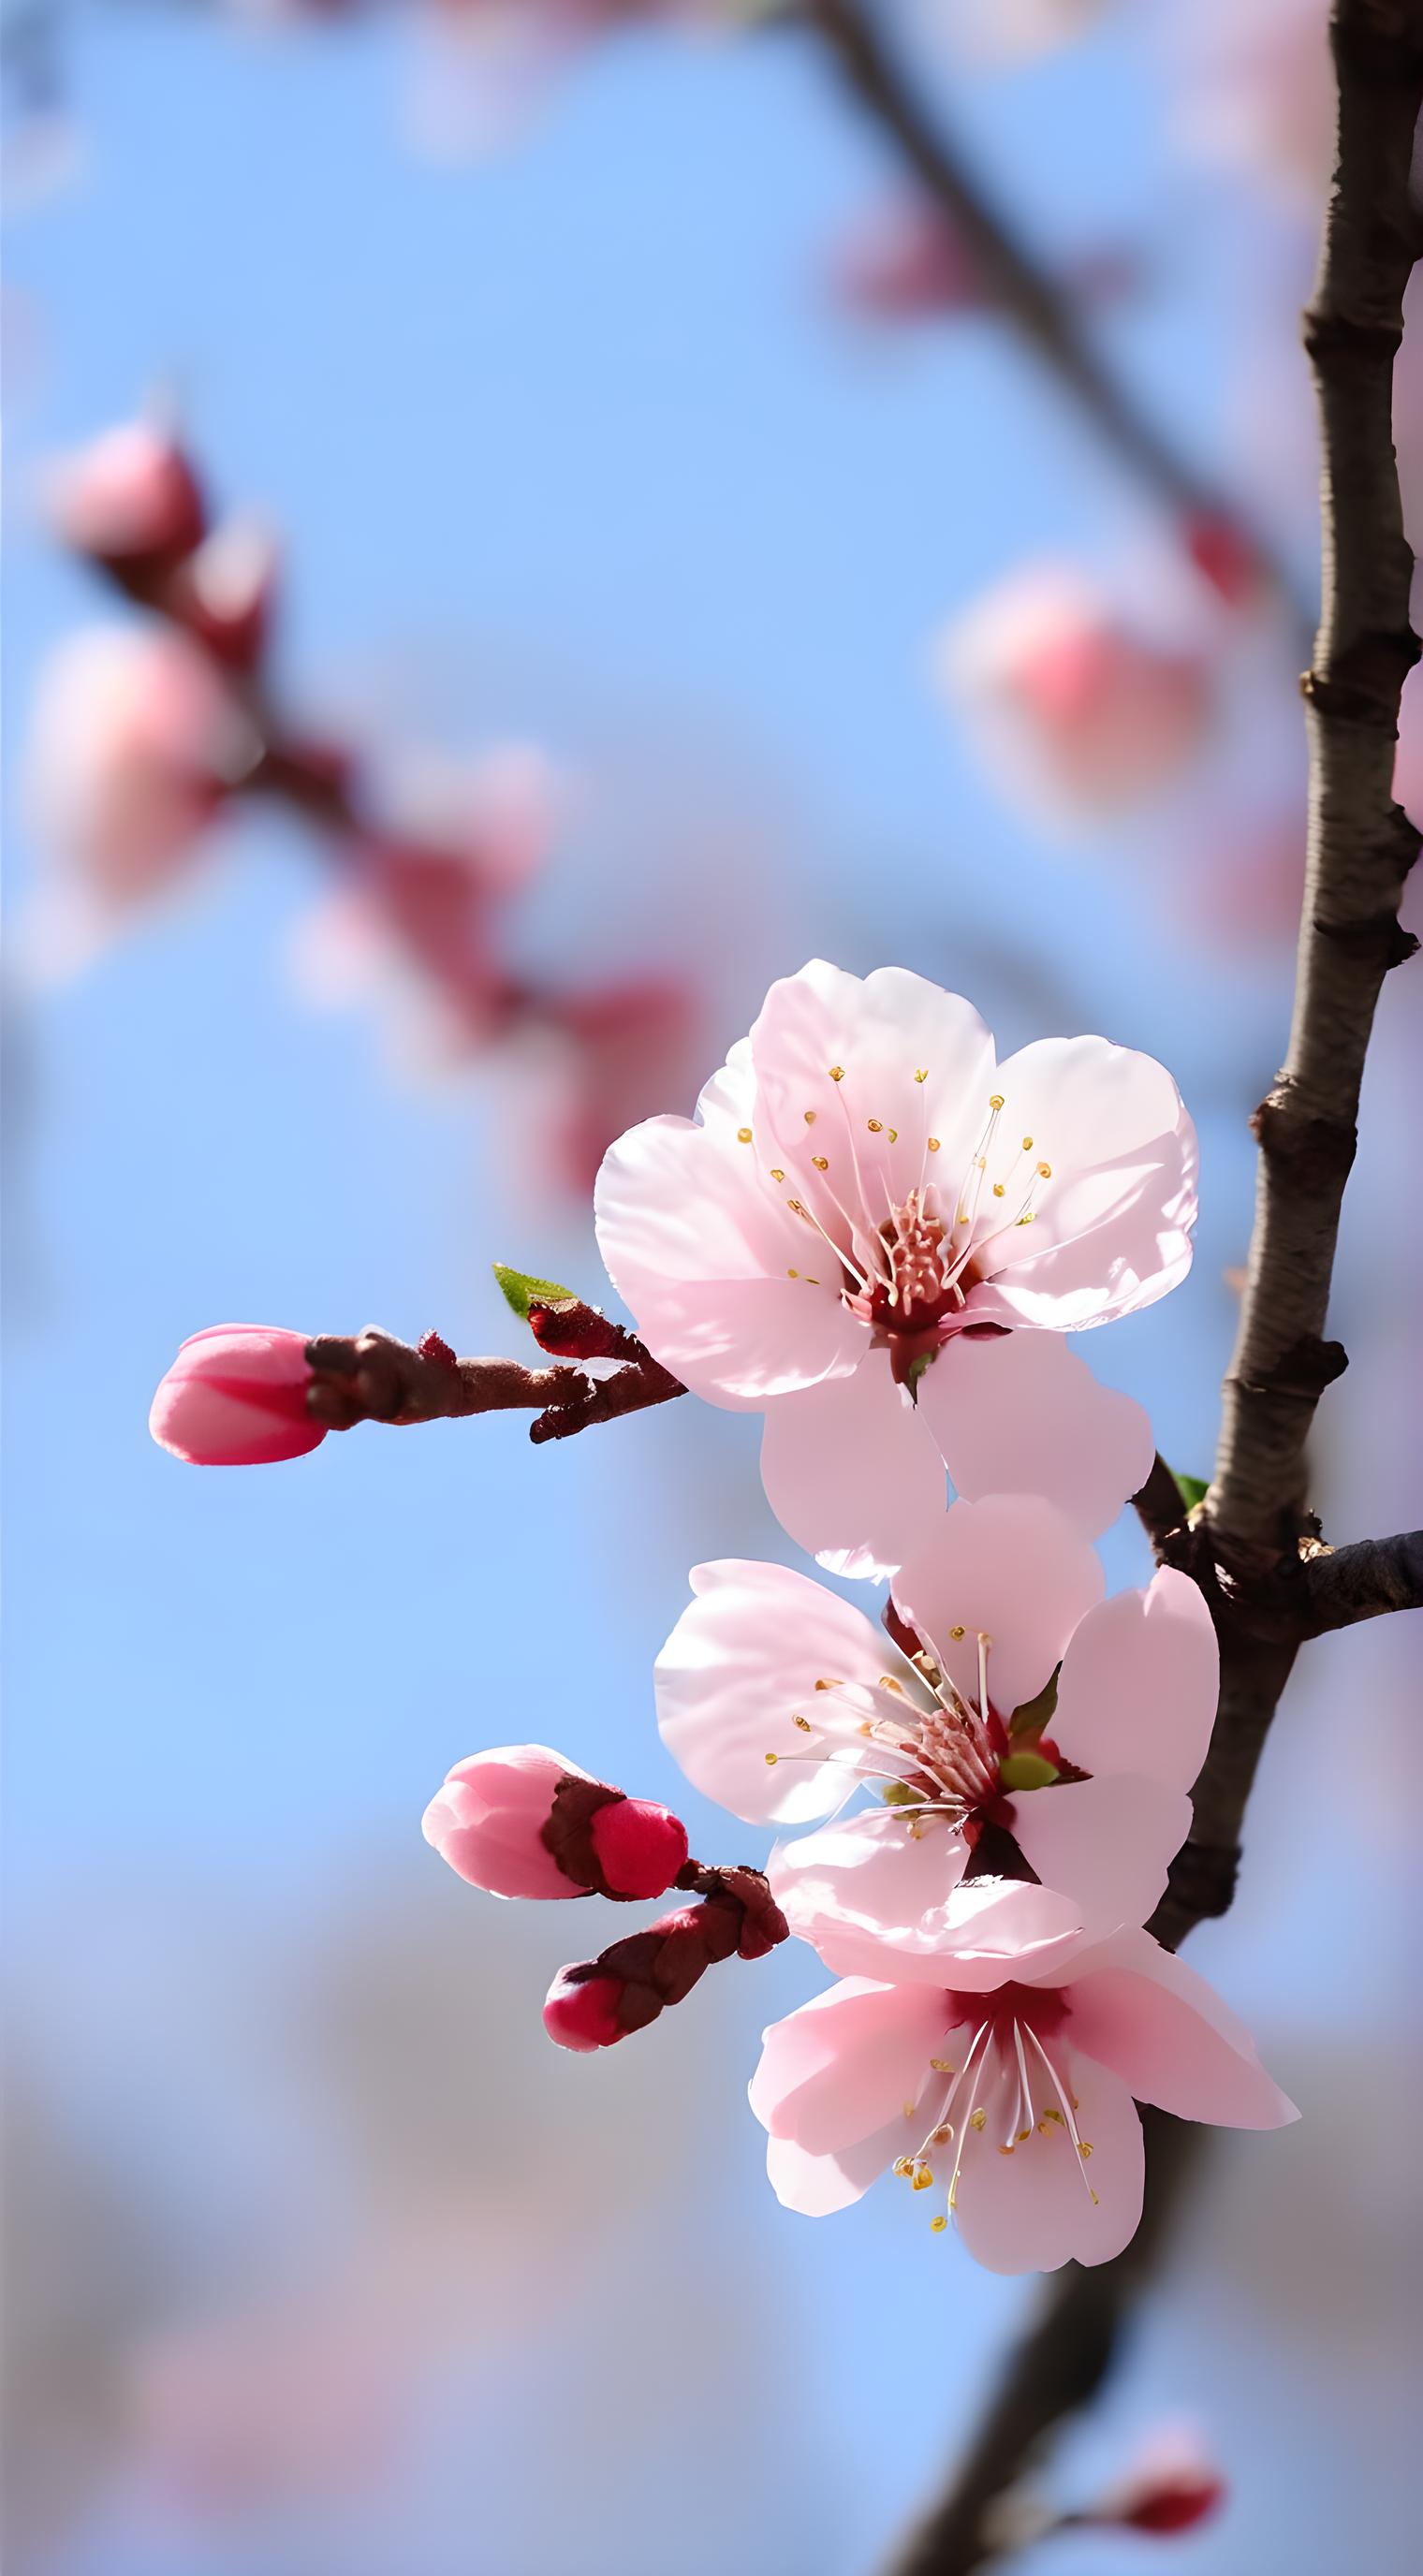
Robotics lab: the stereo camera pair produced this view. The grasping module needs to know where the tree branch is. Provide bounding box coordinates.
[1130,1453,1192,1557]
[304,1321,685,1445]
[796,0,1308,627]
[1298,1528,1423,1632]
[882,10,1423,2568]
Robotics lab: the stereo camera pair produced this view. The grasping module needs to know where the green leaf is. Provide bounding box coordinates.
[1172,1470,1210,1513]
[491,1262,578,1323]
[998,1750,1060,1793]
[1008,1662,1061,1741]
[904,1350,934,1401]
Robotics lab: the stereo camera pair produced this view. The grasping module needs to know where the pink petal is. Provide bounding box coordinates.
[920,1330,1153,1538]
[749,1975,946,2153]
[758,1359,947,1579]
[973,1036,1197,1330]
[594,1042,865,1406]
[772,1815,1082,1985]
[1005,1775,1191,1939]
[654,1559,914,1825]
[766,2115,907,2217]
[1064,1929,1298,2130]
[747,960,996,1244]
[891,1493,1104,1716]
[1052,1569,1218,1793]
[951,2047,1145,2275]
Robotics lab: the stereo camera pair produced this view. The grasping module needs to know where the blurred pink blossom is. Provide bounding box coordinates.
[829,203,1134,327]
[1081,2420,1227,2536]
[936,564,1216,823]
[44,420,205,568]
[596,960,1190,1576]
[168,517,281,671]
[933,0,1112,66]
[1169,0,1331,208]
[23,624,256,953]
[751,1932,1296,2272]
[657,1500,1214,1976]
[149,1325,326,1468]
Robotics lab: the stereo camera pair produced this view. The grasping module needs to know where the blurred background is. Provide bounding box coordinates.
[3,4,1420,2571]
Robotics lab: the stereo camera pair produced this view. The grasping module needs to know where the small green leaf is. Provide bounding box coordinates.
[882,1779,920,1807]
[492,1262,577,1323]
[904,1350,934,1401]
[1008,1662,1061,1741]
[1172,1470,1210,1513]
[998,1750,1060,1793]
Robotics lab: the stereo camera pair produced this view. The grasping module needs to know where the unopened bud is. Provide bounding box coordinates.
[542,1969,627,2053]
[1076,2425,1226,2540]
[423,1749,688,1903]
[47,421,205,568]
[542,1868,788,2053]
[149,1325,325,1467]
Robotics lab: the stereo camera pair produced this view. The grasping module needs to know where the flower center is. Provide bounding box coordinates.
[892,1983,1100,2232]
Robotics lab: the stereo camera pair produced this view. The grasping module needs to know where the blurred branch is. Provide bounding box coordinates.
[794,0,1309,628]
[305,1320,684,1445]
[884,9,1423,2569]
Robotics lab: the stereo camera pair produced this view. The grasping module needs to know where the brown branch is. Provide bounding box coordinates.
[795,0,1309,629]
[304,1321,684,1445]
[883,11,1423,2569]
[1130,1453,1192,1557]
[1298,1528,1423,1632]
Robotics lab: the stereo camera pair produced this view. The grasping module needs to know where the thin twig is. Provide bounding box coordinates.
[795,0,1310,632]
[882,10,1423,2569]
[304,1321,684,1445]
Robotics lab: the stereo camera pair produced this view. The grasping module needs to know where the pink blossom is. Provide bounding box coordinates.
[830,202,1134,328]
[596,961,1193,1574]
[750,1930,1296,2272]
[937,567,1214,821]
[24,624,254,924]
[423,1744,689,1900]
[149,1325,326,1467]
[45,420,205,566]
[656,1497,1213,1980]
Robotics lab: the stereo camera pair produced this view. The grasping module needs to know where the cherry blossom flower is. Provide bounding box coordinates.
[750,1930,1296,2272]
[656,1495,1214,1978]
[936,565,1215,824]
[596,961,1194,1573]
[150,1325,326,1467]
[423,1744,689,1901]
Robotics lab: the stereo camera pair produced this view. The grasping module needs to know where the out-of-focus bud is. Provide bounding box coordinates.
[543,977,698,1194]
[1184,511,1264,607]
[381,743,562,900]
[423,1747,689,1901]
[543,1866,788,2051]
[831,201,987,320]
[169,519,280,671]
[45,421,205,570]
[1075,2423,1227,2539]
[24,624,257,917]
[937,565,1213,820]
[149,1325,326,1467]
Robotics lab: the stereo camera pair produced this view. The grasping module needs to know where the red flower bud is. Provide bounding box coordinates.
[149,1325,325,1467]
[542,1868,788,2052]
[424,1751,689,1903]
[542,1969,627,2053]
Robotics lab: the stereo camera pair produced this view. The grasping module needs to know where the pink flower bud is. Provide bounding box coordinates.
[1115,2474,1225,2536]
[542,1969,626,2053]
[422,1746,596,1900]
[1082,2424,1227,2539]
[149,1325,325,1468]
[423,1747,690,1901]
[46,422,205,565]
[587,1796,689,1901]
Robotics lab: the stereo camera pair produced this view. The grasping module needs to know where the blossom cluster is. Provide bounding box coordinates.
[151,960,1297,2276]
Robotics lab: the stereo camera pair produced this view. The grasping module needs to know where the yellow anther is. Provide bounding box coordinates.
[812,1154,829,1172]
[787,1198,805,1216]
[902,2100,917,2120]
[888,1128,898,1143]
[793,1714,812,1733]
[786,1267,800,1279]
[915,1068,929,1084]
[989,1093,1005,1110]
[1078,2141,1093,2160]
[930,2213,947,2233]
[1090,2188,1100,2206]
[992,1183,1005,1198]
[968,2109,987,2132]
[949,1625,966,1641]
[927,1136,941,1153]
[1037,1162,1051,1178]
[997,2144,1015,2157]
[878,1675,904,1694]
[737,1126,753,1143]
[829,1065,845,1081]
[814,1678,838,1691]
[931,2125,952,2145]
[930,2059,955,2075]
[867,1119,883,1134]
[770,1167,785,1182]
[892,2157,914,2180]
[1021,1135,1034,1150]
[803,1110,816,1124]
[1016,1212,1034,1226]
[1017,2128,1033,2144]
[858,1720,873,1736]
[1040,2108,1064,2129]
[912,2164,934,2191]
[764,1752,779,1767]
